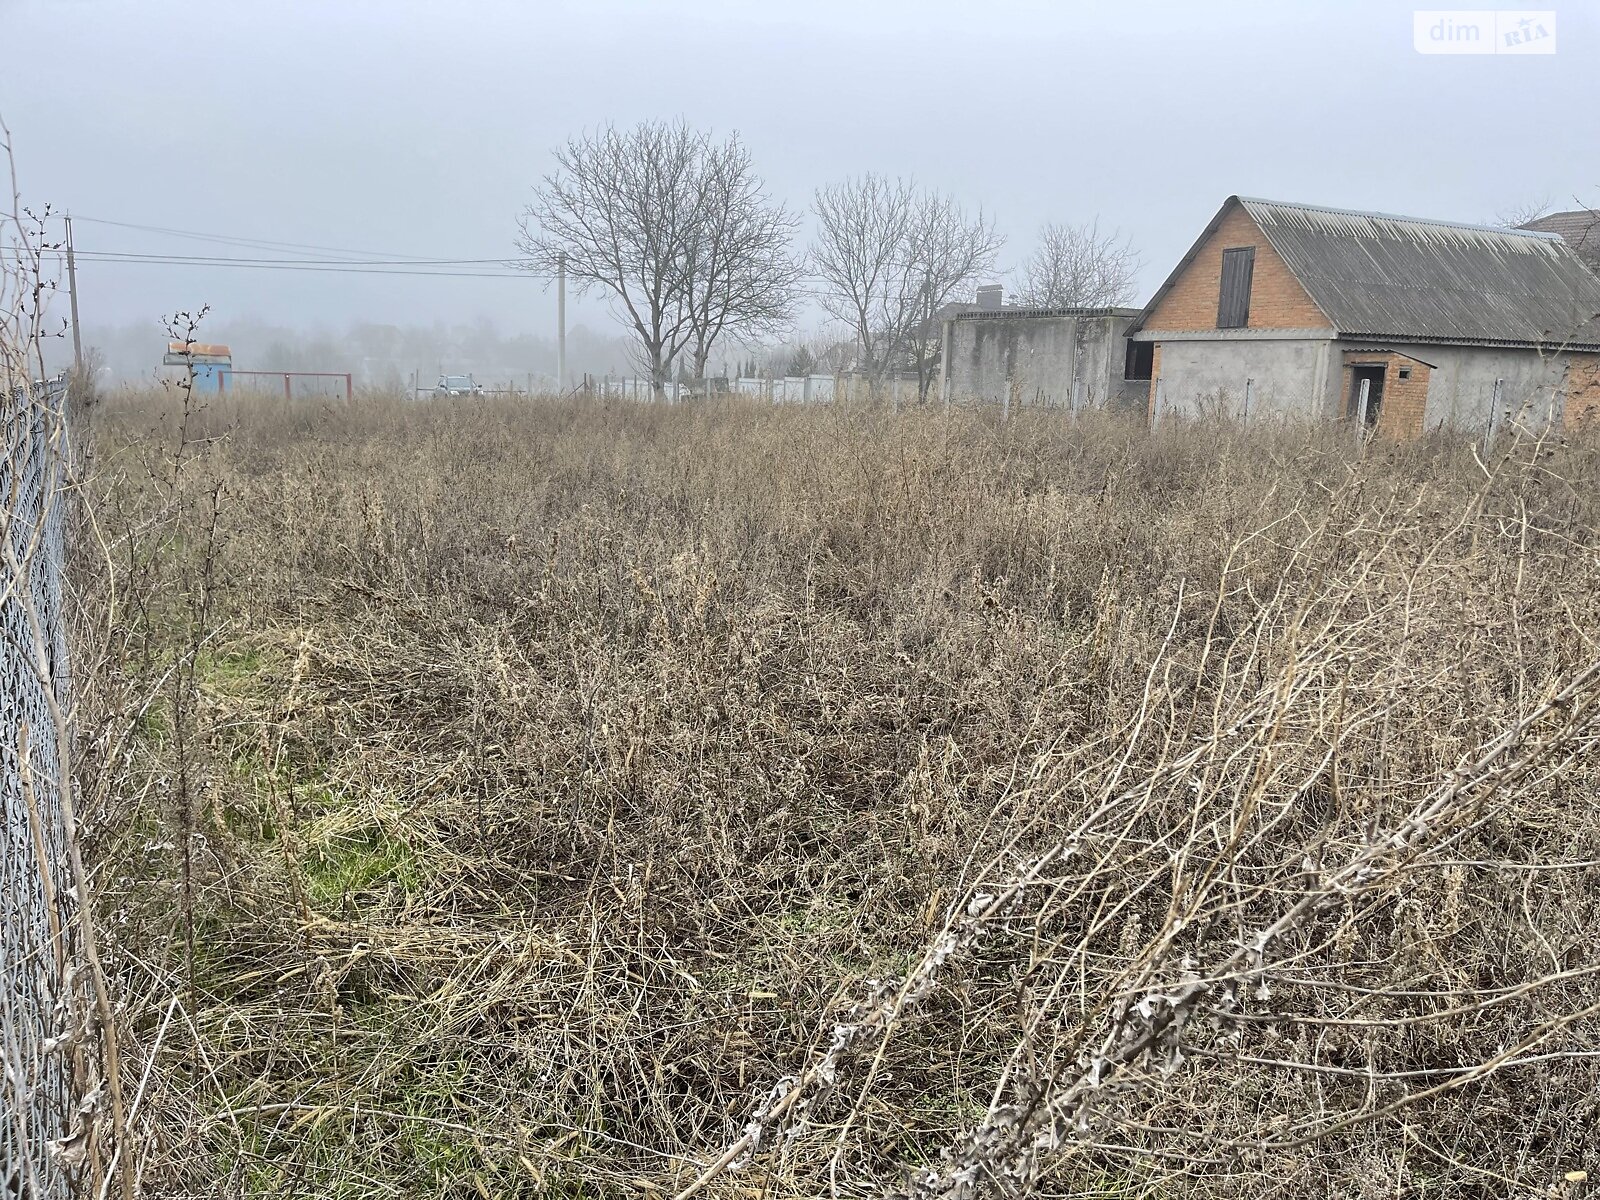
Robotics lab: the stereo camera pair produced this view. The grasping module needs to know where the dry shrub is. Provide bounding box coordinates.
[75,390,1600,1198]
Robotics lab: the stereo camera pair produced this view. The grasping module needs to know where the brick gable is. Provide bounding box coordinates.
[1143,204,1328,333]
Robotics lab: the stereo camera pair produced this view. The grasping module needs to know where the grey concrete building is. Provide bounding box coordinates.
[938,298,1147,412]
[1129,197,1600,436]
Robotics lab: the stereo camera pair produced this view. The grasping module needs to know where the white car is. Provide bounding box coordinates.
[434,374,483,397]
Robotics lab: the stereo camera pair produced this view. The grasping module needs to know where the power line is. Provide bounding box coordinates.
[30,212,904,297]
[70,250,521,274]
[6,249,528,280]
[8,251,869,297]
[69,213,468,263]
[4,247,949,302]
[75,250,514,267]
[76,260,527,280]
[41,213,984,304]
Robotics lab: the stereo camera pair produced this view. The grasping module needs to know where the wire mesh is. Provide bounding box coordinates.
[1,376,79,1200]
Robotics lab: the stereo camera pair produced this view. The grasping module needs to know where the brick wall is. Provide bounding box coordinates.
[1340,351,1431,439]
[1143,204,1329,332]
[1565,353,1600,425]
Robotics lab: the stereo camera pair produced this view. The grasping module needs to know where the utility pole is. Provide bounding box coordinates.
[64,214,83,373]
[556,252,567,396]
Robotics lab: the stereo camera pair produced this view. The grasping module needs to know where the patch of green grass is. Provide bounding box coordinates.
[131,701,170,745]
[198,644,270,695]
[304,824,420,911]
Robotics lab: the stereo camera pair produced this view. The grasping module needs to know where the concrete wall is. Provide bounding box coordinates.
[943,311,1145,411]
[1412,344,1571,432]
[1146,335,1336,421]
[1146,335,1593,433]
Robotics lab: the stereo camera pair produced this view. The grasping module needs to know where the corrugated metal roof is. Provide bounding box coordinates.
[1238,197,1600,349]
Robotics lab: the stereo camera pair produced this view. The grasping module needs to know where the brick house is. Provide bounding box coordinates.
[1519,209,1600,273]
[1127,197,1600,436]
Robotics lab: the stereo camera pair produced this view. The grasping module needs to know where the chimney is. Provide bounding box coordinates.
[975,284,1003,311]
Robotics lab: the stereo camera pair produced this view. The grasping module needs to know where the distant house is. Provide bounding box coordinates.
[938,286,1148,411]
[1519,209,1600,272]
[932,284,1007,326]
[161,341,233,394]
[1128,197,1600,435]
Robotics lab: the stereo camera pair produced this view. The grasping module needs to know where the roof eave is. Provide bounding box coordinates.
[1337,330,1600,352]
[1125,197,1241,338]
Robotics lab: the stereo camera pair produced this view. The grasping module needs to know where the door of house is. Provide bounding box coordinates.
[1348,365,1385,427]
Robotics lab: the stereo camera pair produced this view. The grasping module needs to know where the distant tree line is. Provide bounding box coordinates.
[517,120,1141,400]
[69,315,636,388]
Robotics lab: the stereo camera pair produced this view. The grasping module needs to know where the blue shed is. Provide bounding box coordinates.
[162,341,233,393]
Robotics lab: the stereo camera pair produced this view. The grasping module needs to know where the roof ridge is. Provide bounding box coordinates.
[1238,196,1562,241]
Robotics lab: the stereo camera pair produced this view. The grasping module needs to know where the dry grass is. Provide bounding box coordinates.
[71,390,1600,1198]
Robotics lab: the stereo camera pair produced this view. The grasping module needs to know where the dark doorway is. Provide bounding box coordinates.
[1348,365,1385,426]
[1124,340,1154,381]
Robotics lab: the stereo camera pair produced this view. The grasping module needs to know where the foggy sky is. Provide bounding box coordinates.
[4,0,1597,375]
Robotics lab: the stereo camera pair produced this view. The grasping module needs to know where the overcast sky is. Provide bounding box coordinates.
[3,0,1596,355]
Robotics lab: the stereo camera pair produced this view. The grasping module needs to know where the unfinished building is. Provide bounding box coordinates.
[1127,196,1600,435]
[938,291,1147,412]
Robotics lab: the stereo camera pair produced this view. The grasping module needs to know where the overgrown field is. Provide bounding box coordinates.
[75,392,1600,1198]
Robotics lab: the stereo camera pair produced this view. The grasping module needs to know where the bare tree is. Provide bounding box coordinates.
[1012,218,1141,309]
[1500,193,1600,273]
[516,121,701,389]
[810,174,917,385]
[517,122,798,393]
[1496,194,1555,229]
[805,321,859,374]
[902,193,1003,401]
[810,175,1001,399]
[680,134,800,380]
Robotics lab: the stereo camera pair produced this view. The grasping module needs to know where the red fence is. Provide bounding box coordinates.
[224,370,353,400]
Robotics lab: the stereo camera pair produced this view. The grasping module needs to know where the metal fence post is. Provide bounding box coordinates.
[1485,377,1503,450]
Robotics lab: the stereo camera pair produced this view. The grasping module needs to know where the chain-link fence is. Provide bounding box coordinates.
[2,375,81,1200]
